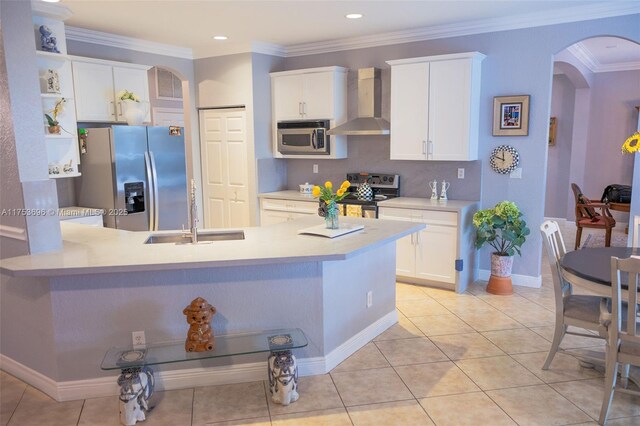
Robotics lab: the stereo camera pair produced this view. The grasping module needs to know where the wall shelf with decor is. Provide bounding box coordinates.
[32,3,80,179]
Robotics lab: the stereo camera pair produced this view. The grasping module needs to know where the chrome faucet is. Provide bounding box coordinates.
[183,179,198,243]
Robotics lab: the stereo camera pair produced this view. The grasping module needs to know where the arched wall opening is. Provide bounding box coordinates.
[545,36,640,240]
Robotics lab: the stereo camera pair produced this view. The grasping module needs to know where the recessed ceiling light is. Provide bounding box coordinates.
[212,35,228,41]
[345,13,363,19]
[41,0,61,3]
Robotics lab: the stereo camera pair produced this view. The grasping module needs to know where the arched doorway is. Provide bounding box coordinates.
[545,36,640,247]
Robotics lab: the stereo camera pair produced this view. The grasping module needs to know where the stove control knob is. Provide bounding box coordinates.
[388,176,394,183]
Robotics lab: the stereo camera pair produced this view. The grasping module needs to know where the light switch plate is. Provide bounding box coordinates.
[313,164,318,173]
[510,168,522,179]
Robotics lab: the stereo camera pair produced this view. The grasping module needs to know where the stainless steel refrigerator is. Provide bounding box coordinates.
[76,126,188,231]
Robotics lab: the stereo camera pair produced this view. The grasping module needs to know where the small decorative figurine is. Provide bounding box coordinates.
[48,163,60,175]
[45,69,60,93]
[63,159,73,173]
[39,25,60,53]
[429,179,438,200]
[439,180,450,201]
[183,297,216,352]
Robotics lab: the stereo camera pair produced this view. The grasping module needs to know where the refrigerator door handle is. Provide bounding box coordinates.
[144,151,156,231]
[148,151,160,231]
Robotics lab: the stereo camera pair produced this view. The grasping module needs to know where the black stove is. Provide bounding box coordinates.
[337,173,400,217]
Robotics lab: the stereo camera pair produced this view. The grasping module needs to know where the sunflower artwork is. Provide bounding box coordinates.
[621,131,640,154]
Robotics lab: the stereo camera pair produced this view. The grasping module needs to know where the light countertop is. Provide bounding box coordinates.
[377,197,479,212]
[1,216,423,277]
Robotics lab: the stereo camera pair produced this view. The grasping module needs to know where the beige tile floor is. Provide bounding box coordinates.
[1,222,638,425]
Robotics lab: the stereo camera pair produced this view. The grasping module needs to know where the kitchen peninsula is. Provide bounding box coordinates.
[0,216,422,401]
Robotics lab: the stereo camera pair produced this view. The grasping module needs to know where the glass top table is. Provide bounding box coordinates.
[101,328,308,370]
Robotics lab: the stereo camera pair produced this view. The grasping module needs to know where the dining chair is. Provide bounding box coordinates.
[599,256,640,425]
[540,220,609,370]
[571,183,616,250]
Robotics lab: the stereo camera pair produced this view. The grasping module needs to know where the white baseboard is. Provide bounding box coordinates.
[0,311,397,402]
[322,310,398,373]
[478,269,542,288]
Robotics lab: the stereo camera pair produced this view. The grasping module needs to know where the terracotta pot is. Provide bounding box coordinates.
[47,125,60,134]
[486,253,514,295]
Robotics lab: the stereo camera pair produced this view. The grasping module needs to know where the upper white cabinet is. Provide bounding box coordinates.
[387,52,485,161]
[271,68,344,121]
[270,66,348,159]
[71,56,150,123]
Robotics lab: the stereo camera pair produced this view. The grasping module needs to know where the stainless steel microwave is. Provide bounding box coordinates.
[277,120,330,155]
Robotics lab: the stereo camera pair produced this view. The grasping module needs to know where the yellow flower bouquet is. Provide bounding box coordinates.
[312,180,351,203]
[312,180,350,229]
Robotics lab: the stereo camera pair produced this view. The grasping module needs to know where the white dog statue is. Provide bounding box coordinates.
[268,350,299,405]
[117,367,154,426]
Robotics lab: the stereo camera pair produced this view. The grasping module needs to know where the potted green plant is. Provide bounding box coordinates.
[473,200,530,295]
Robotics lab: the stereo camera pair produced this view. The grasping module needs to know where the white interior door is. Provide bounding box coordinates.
[199,108,250,229]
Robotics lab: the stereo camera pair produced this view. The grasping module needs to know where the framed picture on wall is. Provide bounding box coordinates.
[493,95,530,136]
[549,117,557,146]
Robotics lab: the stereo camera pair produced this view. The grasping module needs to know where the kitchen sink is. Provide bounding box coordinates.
[144,230,245,244]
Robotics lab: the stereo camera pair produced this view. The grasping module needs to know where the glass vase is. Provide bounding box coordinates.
[325,201,340,229]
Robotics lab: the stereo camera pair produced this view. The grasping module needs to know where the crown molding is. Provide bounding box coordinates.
[284,2,640,57]
[65,26,193,60]
[251,41,287,57]
[31,1,73,21]
[567,43,600,72]
[567,42,640,73]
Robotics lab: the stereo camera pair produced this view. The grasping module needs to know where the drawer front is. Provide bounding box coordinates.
[379,207,457,226]
[261,198,317,214]
[418,210,457,226]
[378,207,414,221]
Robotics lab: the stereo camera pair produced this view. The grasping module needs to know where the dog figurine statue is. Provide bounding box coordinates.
[268,351,299,405]
[117,367,154,426]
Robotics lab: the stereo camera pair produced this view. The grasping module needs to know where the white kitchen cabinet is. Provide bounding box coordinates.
[270,66,348,159]
[379,200,478,293]
[387,52,485,161]
[260,198,318,225]
[271,68,341,121]
[32,9,81,179]
[71,56,150,123]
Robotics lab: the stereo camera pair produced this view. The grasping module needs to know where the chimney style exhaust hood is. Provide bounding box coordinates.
[327,68,390,136]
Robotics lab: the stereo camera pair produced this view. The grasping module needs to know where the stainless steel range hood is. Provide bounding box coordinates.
[327,68,390,136]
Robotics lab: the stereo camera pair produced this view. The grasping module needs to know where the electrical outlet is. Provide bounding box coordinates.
[132,331,146,347]
[457,168,465,179]
[313,164,318,173]
[510,167,522,179]
[366,291,373,308]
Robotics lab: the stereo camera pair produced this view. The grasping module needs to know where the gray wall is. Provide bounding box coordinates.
[584,70,639,196]
[545,74,575,219]
[279,15,640,279]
